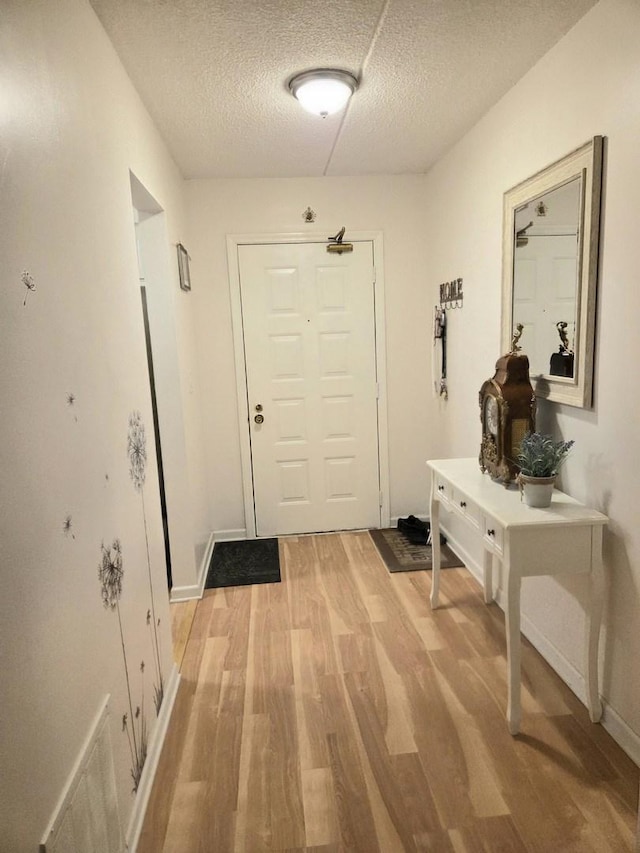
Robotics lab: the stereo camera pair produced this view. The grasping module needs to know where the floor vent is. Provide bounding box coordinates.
[40,697,124,853]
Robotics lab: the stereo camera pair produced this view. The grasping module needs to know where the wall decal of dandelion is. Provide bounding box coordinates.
[66,393,78,422]
[99,539,123,609]
[63,515,75,539]
[127,411,164,715]
[21,271,36,306]
[127,412,147,492]
[98,539,147,792]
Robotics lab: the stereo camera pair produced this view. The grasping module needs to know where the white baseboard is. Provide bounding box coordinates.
[508,589,640,765]
[390,514,429,528]
[213,527,247,542]
[126,663,181,852]
[170,531,215,602]
[169,530,252,602]
[444,526,640,767]
[600,700,640,768]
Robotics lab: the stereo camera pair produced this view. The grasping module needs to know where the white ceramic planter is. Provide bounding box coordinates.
[518,474,556,508]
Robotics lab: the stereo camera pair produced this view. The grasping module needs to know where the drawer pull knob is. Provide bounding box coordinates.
[460,501,466,508]
[438,485,444,491]
[487,528,495,537]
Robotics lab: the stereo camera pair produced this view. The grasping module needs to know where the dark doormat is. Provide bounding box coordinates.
[369,528,464,573]
[204,538,281,590]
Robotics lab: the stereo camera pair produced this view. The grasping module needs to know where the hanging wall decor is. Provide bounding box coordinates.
[176,243,191,291]
[439,277,463,309]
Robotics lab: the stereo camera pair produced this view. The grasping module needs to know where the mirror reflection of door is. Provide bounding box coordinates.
[512,176,582,378]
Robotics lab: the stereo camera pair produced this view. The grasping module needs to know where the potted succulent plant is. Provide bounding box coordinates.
[516,432,574,507]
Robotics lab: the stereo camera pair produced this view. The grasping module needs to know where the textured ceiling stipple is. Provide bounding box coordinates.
[89,0,598,179]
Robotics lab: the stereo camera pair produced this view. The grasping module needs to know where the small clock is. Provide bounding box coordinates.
[484,396,499,436]
[479,349,536,483]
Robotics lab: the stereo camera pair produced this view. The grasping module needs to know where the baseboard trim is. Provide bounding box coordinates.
[126,663,180,852]
[600,700,640,768]
[494,583,588,702]
[390,514,428,528]
[213,527,247,542]
[170,532,214,602]
[443,526,640,767]
[169,530,252,602]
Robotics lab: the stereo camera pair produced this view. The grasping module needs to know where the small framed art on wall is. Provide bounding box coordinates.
[177,243,191,291]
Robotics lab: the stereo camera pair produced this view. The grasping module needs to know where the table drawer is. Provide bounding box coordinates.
[433,476,452,503]
[483,517,504,552]
[452,488,482,530]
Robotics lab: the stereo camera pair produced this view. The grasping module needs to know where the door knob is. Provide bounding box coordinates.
[254,414,264,424]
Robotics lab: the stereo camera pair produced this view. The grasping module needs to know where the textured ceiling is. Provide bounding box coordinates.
[89,0,597,179]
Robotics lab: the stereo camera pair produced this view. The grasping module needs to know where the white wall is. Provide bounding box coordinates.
[185,174,447,533]
[421,0,640,756]
[0,1,208,849]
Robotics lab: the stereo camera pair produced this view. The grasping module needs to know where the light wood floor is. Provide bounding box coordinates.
[140,532,638,852]
[171,597,198,670]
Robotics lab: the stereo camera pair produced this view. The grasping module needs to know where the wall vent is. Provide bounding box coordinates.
[40,697,124,853]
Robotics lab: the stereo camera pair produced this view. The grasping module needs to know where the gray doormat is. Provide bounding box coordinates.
[204,538,281,589]
[369,528,463,573]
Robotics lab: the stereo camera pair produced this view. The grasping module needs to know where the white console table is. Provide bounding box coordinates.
[427,458,607,735]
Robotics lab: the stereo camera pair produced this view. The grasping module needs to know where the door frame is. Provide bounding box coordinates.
[227,231,390,539]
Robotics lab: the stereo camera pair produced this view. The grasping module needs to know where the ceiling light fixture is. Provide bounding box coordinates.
[289,69,358,118]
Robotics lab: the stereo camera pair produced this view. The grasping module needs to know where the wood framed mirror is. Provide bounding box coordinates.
[501,136,604,408]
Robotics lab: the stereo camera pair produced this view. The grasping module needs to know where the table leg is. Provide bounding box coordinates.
[585,526,604,723]
[430,494,441,609]
[483,548,493,603]
[505,564,522,735]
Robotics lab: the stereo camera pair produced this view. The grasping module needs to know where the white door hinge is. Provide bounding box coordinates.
[379,490,384,508]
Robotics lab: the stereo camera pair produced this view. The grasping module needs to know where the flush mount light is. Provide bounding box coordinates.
[289,69,358,118]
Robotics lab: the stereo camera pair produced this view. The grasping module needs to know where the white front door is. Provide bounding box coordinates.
[238,241,381,537]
